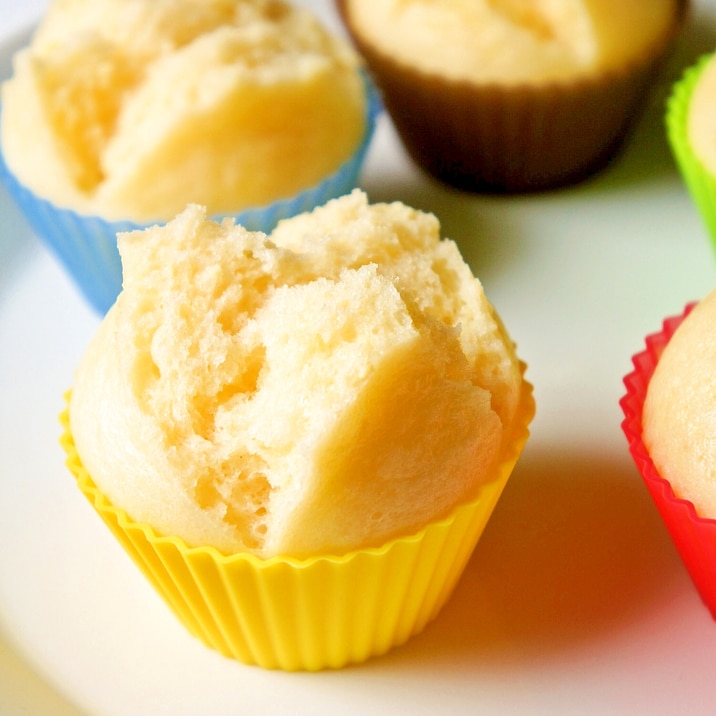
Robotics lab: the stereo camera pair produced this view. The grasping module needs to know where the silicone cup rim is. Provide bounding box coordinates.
[665,52,716,249]
[61,364,535,569]
[620,301,716,618]
[0,69,383,314]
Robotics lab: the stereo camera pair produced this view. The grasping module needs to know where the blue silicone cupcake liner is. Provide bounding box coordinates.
[0,72,381,315]
[0,154,136,315]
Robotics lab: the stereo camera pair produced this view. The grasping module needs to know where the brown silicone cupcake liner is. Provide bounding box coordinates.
[336,0,688,193]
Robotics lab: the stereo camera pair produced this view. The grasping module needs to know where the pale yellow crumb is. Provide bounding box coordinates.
[643,289,716,519]
[344,0,677,85]
[69,191,522,559]
[1,0,365,221]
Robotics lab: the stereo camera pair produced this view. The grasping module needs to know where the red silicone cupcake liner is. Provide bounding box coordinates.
[620,301,716,617]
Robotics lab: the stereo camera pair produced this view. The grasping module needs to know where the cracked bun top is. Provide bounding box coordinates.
[69,191,523,558]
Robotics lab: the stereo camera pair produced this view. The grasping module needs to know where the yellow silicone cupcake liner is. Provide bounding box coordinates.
[59,367,534,671]
[666,54,716,250]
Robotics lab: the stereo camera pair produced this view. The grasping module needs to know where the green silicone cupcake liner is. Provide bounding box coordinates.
[666,54,716,250]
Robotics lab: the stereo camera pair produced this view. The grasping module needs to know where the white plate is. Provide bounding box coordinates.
[4,2,716,714]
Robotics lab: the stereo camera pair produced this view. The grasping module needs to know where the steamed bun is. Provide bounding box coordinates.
[1,0,366,221]
[69,191,522,558]
[643,290,716,519]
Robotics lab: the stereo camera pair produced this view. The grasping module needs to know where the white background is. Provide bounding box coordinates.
[3,1,716,714]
